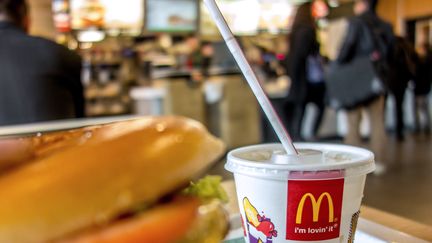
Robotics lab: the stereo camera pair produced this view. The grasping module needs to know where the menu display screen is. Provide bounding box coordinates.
[218,0,261,35]
[71,0,144,35]
[146,0,198,33]
[201,0,295,36]
[259,0,294,33]
[104,0,144,33]
[71,0,105,29]
[53,0,71,33]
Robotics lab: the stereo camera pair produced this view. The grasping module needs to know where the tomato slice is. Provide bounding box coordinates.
[62,197,199,243]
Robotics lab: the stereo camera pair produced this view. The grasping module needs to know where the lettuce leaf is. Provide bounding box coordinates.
[183,175,228,203]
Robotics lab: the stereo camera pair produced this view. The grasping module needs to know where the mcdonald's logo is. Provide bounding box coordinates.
[295,192,334,224]
[286,179,344,241]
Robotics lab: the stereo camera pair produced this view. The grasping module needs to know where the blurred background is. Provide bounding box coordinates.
[24,0,432,140]
[1,0,431,230]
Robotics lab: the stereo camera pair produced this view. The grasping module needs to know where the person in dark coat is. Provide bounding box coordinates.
[386,37,417,140]
[285,2,322,141]
[336,0,393,166]
[414,43,432,133]
[0,0,84,126]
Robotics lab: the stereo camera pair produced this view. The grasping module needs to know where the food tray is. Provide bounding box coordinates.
[224,214,429,243]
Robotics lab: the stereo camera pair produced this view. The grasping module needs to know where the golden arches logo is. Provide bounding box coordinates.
[295,192,334,224]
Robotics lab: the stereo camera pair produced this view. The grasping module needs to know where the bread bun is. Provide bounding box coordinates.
[0,116,225,243]
[0,124,101,171]
[0,139,34,171]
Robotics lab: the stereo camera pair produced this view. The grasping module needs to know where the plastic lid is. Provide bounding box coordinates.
[271,149,324,164]
[225,143,375,181]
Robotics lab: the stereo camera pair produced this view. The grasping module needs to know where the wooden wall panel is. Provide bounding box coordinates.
[28,0,56,40]
[377,0,432,35]
[404,0,432,19]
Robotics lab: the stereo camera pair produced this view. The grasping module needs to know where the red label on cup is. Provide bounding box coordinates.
[286,179,344,241]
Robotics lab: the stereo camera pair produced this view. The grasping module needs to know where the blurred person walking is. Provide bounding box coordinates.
[286,2,325,141]
[335,0,394,165]
[414,42,432,134]
[0,0,84,126]
[386,37,417,141]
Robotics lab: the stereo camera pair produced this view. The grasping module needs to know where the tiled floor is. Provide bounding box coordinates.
[362,133,432,226]
[209,133,432,226]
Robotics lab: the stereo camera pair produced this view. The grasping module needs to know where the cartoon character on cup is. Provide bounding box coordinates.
[243,197,278,243]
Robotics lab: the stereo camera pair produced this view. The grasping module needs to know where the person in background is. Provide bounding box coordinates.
[0,0,84,126]
[414,42,432,134]
[304,50,326,140]
[200,41,214,78]
[185,36,213,82]
[386,36,417,141]
[336,0,393,166]
[285,2,323,141]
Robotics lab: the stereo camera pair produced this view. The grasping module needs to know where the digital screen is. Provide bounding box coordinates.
[71,0,107,29]
[201,0,294,36]
[218,0,260,35]
[103,0,144,33]
[146,0,198,33]
[52,0,71,33]
[258,0,294,33]
[200,2,219,36]
[71,0,144,35]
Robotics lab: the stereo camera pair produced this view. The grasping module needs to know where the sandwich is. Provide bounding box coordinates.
[0,116,228,243]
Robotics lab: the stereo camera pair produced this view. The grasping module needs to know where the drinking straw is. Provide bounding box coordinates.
[203,0,298,155]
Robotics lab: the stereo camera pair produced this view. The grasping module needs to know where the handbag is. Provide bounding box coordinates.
[325,56,385,109]
[306,54,325,84]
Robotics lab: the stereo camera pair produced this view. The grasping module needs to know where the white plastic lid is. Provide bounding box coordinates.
[225,143,375,180]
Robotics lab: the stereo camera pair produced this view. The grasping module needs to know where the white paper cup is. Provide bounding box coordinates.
[225,143,375,243]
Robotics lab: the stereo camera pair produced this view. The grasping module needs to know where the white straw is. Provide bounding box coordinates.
[203,0,298,155]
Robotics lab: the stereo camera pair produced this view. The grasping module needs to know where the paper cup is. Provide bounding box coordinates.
[225,143,375,243]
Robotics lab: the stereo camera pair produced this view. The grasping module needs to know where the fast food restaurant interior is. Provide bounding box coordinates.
[0,0,432,241]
